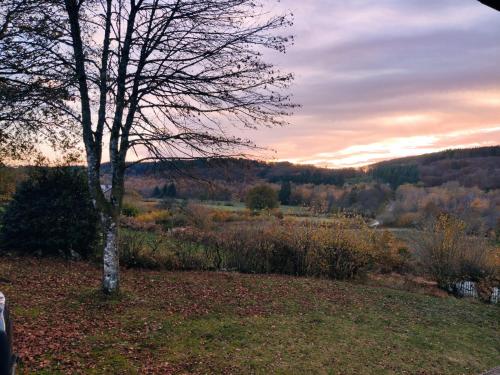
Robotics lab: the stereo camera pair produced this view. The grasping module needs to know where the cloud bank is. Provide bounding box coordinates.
[247,0,500,168]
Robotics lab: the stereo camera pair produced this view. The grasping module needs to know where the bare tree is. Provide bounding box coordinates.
[0,0,75,161]
[4,0,294,293]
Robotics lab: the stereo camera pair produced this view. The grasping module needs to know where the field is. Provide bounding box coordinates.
[0,257,498,374]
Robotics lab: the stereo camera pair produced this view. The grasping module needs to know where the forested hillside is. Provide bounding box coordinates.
[115,146,500,191]
[370,146,500,190]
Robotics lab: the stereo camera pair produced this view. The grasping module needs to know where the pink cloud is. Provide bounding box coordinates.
[243,0,500,167]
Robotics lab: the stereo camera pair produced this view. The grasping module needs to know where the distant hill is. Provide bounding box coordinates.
[371,146,500,167]
[115,158,359,187]
[369,146,500,190]
[112,146,500,191]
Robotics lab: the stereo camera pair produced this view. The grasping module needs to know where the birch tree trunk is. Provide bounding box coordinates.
[102,215,119,294]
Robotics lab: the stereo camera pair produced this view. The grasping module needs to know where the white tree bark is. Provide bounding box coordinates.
[102,218,119,294]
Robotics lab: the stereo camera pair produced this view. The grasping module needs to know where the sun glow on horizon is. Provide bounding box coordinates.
[275,126,500,169]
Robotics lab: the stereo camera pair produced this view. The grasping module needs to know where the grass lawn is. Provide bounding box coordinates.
[0,257,498,374]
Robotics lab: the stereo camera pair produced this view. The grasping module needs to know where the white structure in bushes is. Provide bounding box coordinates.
[454,281,499,304]
[491,287,499,304]
[454,281,478,298]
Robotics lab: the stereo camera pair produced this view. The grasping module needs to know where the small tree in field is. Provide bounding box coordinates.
[152,186,161,198]
[2,0,295,293]
[161,183,176,198]
[245,185,279,211]
[166,183,177,198]
[278,180,291,205]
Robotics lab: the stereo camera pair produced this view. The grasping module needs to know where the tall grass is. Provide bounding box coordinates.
[173,218,405,280]
[119,229,212,271]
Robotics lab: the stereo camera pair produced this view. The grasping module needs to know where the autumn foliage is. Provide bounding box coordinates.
[414,214,499,290]
[172,217,404,280]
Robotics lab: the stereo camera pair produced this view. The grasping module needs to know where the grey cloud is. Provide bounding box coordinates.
[249,0,500,166]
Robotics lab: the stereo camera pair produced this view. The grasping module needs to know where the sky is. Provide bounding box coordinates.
[244,0,500,168]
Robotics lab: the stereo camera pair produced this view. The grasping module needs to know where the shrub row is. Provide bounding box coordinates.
[171,219,405,280]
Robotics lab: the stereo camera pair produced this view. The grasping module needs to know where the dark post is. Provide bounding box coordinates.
[478,1,500,11]
[0,292,15,375]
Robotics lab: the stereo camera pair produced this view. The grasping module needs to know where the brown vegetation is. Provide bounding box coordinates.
[413,214,499,296]
[379,182,499,234]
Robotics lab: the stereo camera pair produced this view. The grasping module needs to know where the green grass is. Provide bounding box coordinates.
[198,200,247,212]
[0,257,498,374]
[195,200,311,216]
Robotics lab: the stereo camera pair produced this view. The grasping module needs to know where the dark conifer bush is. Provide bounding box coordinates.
[1,167,99,258]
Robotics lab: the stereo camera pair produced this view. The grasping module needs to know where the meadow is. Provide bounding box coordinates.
[1,257,498,374]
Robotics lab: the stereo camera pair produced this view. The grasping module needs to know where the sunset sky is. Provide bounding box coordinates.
[246,0,500,168]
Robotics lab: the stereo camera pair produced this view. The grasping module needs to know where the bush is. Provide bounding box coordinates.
[119,230,155,268]
[164,212,190,230]
[0,166,19,203]
[119,230,176,269]
[183,203,213,229]
[119,229,211,270]
[173,218,402,280]
[245,185,279,211]
[414,214,499,290]
[1,167,100,258]
[122,203,139,217]
[278,180,291,205]
[210,210,238,223]
[395,212,422,227]
[135,210,170,224]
